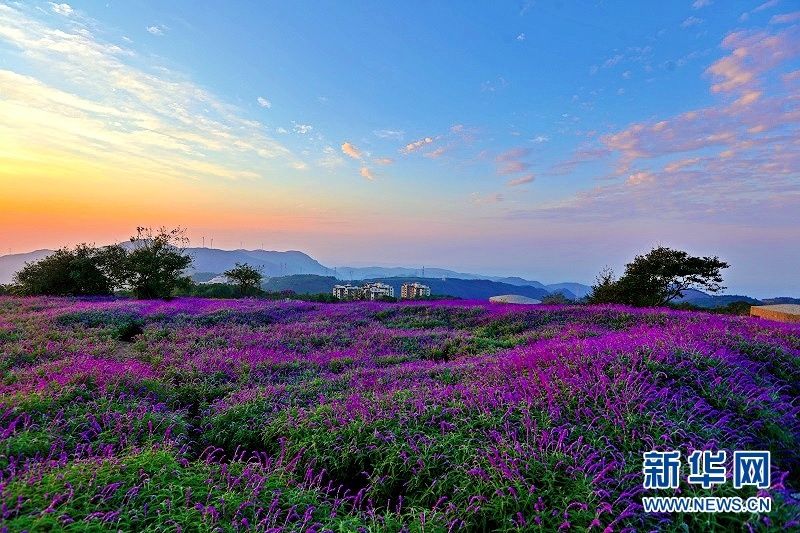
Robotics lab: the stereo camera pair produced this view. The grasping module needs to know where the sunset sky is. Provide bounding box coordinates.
[1,1,798,296]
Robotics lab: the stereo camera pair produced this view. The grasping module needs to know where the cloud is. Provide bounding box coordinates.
[692,0,712,9]
[734,90,761,107]
[516,33,526,41]
[425,147,447,159]
[293,122,313,134]
[507,174,535,187]
[494,147,533,176]
[402,136,434,153]
[771,11,800,24]
[373,157,394,165]
[740,0,780,21]
[498,161,531,175]
[373,129,404,140]
[49,3,73,16]
[706,27,800,94]
[518,22,800,226]
[359,166,374,180]
[496,147,532,162]
[471,192,504,205]
[481,77,508,92]
[626,171,654,186]
[0,3,300,183]
[256,96,272,108]
[681,16,703,28]
[341,142,362,159]
[146,25,166,36]
[318,146,344,169]
[532,135,550,143]
[603,54,623,68]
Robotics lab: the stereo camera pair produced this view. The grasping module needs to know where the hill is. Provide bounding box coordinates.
[184,248,332,277]
[359,276,553,301]
[762,296,800,305]
[674,289,762,308]
[545,282,592,299]
[0,247,332,284]
[2,297,798,531]
[0,249,53,284]
[253,274,554,301]
[262,274,339,294]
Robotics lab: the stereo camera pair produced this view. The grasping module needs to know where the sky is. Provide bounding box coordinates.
[0,1,798,297]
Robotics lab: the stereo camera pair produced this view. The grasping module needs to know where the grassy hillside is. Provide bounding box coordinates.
[0,297,797,530]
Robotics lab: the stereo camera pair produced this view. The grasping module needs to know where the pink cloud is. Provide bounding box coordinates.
[771,11,800,24]
[496,147,532,162]
[706,27,800,94]
[498,160,531,175]
[341,142,362,159]
[359,166,374,180]
[373,157,394,165]
[402,136,434,154]
[523,22,800,227]
[507,174,535,187]
[425,146,448,159]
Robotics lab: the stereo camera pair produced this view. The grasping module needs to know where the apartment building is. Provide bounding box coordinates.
[332,284,363,300]
[362,282,394,300]
[401,282,431,299]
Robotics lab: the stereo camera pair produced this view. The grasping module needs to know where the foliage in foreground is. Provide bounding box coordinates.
[0,296,798,531]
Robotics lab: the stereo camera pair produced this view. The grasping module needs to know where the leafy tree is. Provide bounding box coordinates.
[224,262,263,296]
[588,247,729,307]
[13,244,112,296]
[541,292,572,305]
[105,227,193,299]
[587,267,622,305]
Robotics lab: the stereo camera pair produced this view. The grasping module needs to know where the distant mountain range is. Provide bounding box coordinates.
[0,247,333,282]
[0,247,590,299]
[2,247,795,304]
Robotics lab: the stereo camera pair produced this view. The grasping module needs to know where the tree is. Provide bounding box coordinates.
[13,244,112,296]
[588,247,729,307]
[107,227,193,299]
[586,267,622,305]
[541,292,572,305]
[224,262,263,296]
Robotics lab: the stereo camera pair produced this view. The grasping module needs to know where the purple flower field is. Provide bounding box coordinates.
[1,296,799,531]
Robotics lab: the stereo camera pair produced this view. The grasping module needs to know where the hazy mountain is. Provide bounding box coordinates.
[185,248,332,277]
[0,247,332,284]
[762,297,800,305]
[546,282,592,299]
[674,289,761,308]
[3,247,786,304]
[0,249,53,284]
[335,266,492,281]
[492,276,547,289]
[263,274,339,294]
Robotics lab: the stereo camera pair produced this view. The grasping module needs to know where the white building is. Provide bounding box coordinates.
[332,284,362,300]
[401,282,431,299]
[362,282,394,300]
